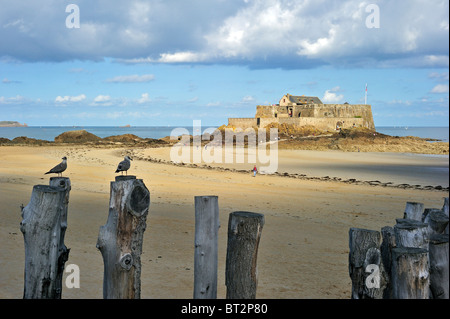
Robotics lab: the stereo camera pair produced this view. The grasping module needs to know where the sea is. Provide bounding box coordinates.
[0,125,448,143]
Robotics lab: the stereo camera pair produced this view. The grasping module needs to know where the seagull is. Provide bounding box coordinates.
[115,156,132,175]
[45,156,67,177]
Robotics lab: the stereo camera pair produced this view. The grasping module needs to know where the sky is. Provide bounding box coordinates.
[0,0,449,127]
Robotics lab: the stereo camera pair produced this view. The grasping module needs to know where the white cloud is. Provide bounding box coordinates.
[322,87,344,103]
[430,84,449,94]
[55,94,86,103]
[429,72,449,81]
[158,52,208,63]
[0,95,25,104]
[387,99,412,106]
[120,52,209,64]
[138,93,151,104]
[241,96,255,102]
[298,28,337,57]
[105,74,155,83]
[93,95,111,103]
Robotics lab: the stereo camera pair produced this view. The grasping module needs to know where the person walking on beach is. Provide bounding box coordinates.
[252,165,257,177]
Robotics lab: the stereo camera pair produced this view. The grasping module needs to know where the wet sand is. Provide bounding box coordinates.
[134,146,449,187]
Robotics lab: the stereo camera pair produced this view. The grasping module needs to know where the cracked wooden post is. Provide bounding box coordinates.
[394,219,429,249]
[96,175,150,299]
[391,247,429,299]
[380,226,396,299]
[429,234,449,299]
[193,196,219,299]
[442,197,449,234]
[20,177,71,299]
[225,211,265,299]
[348,228,387,299]
[423,209,449,236]
[403,202,424,221]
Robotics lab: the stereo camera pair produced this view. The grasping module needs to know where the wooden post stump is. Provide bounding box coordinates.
[348,228,387,299]
[193,196,219,299]
[226,211,265,299]
[96,175,150,299]
[429,234,449,299]
[403,202,424,221]
[423,209,449,236]
[394,219,429,249]
[391,247,429,299]
[20,177,71,299]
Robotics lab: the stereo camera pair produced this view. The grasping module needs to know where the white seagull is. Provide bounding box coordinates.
[45,156,67,177]
[115,156,132,175]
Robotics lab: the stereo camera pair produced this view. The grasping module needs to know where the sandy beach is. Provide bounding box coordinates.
[0,144,448,299]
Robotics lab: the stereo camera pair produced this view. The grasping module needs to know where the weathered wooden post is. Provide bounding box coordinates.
[394,219,429,249]
[429,234,449,299]
[391,247,429,299]
[20,177,71,299]
[226,211,265,299]
[193,196,219,299]
[442,197,449,234]
[423,209,449,236]
[49,177,71,298]
[348,228,387,299]
[380,226,395,299]
[403,202,424,221]
[97,175,150,299]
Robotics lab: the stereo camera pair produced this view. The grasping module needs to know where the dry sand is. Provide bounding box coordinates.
[0,145,448,299]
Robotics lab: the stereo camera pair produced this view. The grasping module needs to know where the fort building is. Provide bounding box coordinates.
[228,93,375,131]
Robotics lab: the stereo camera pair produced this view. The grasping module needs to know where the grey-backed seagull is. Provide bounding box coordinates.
[115,156,132,175]
[45,156,67,177]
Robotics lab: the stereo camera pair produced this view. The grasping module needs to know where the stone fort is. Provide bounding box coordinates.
[228,93,375,131]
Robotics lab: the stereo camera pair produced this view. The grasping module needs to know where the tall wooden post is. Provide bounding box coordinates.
[20,177,71,299]
[193,196,219,299]
[49,177,71,298]
[429,234,449,299]
[391,247,429,299]
[97,176,150,299]
[226,211,265,299]
[348,228,387,299]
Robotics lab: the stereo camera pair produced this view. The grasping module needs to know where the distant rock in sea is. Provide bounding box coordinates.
[54,130,101,143]
[0,121,28,127]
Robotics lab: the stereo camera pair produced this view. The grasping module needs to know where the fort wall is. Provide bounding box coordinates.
[229,100,375,131]
[229,117,366,131]
[252,103,375,130]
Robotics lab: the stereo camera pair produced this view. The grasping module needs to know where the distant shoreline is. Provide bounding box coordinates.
[0,127,448,156]
[0,121,27,127]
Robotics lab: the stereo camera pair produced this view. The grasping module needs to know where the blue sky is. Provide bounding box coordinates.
[0,0,449,127]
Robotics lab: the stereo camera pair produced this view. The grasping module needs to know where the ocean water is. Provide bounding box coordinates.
[0,126,197,141]
[0,125,448,142]
[376,126,449,143]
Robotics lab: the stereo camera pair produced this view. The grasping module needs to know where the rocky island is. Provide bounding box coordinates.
[0,121,28,127]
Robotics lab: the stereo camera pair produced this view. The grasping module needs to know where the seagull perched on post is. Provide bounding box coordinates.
[45,156,67,177]
[115,156,132,175]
